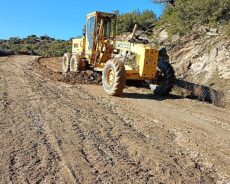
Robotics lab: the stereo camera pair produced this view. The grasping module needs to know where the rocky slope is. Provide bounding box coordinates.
[155,26,230,106]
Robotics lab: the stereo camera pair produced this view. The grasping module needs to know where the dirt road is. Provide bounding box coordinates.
[0,56,230,183]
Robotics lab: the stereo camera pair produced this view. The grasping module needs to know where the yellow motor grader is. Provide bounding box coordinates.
[62,11,175,96]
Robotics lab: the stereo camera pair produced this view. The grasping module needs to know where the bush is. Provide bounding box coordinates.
[159,0,230,36]
[117,10,157,34]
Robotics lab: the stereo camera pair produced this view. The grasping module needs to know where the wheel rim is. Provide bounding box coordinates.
[107,69,115,86]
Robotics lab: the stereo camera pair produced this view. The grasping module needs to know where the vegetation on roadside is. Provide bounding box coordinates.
[0,35,71,57]
[115,0,230,37]
[158,0,230,36]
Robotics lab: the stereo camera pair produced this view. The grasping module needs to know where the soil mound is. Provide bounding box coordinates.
[32,57,102,85]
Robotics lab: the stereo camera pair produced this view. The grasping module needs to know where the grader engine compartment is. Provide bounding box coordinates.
[114,41,158,80]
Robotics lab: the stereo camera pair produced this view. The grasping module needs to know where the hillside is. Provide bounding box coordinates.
[153,25,230,106]
[0,35,71,57]
[150,0,230,106]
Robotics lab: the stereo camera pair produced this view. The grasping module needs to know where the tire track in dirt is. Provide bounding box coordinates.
[81,85,230,183]
[21,70,155,183]
[18,57,185,183]
[22,67,217,183]
[0,59,78,183]
[121,87,230,165]
[1,56,230,183]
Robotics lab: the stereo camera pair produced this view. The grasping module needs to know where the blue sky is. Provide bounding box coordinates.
[0,0,164,40]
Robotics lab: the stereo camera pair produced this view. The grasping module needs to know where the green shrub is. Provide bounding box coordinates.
[116,10,157,34]
[159,0,230,36]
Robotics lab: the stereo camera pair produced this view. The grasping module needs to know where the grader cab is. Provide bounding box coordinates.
[62,11,175,96]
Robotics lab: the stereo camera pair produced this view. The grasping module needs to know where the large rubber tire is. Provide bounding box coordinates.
[62,53,71,74]
[153,61,175,96]
[102,59,126,96]
[70,54,86,72]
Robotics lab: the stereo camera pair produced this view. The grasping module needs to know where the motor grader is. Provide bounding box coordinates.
[62,11,175,96]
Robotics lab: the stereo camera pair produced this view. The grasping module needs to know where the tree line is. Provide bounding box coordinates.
[0,35,71,57]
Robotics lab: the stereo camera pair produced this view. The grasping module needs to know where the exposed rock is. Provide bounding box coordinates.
[150,24,230,106]
[166,29,230,106]
[171,34,180,43]
[158,29,169,43]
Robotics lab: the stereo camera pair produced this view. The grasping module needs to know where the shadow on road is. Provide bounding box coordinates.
[124,79,225,107]
[122,92,183,101]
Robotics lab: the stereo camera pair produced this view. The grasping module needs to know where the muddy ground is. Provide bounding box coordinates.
[0,55,230,184]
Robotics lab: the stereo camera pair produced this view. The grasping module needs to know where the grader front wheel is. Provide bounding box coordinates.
[102,59,126,96]
[62,53,71,74]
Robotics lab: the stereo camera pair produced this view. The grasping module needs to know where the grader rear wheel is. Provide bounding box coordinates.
[70,54,86,72]
[102,59,126,96]
[62,53,71,74]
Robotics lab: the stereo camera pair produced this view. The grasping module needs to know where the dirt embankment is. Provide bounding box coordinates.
[0,56,230,183]
[33,57,102,85]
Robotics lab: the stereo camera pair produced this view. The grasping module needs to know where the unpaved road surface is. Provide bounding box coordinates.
[0,56,230,184]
